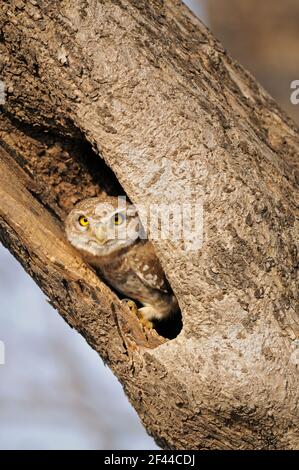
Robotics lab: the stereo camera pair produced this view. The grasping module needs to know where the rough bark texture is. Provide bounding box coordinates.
[0,0,298,450]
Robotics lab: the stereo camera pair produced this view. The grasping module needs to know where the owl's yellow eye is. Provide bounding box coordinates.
[78,215,89,227]
[113,212,125,225]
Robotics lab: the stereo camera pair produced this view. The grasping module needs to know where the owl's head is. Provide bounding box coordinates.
[65,195,143,258]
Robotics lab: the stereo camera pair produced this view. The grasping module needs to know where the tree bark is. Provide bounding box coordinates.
[0,0,298,450]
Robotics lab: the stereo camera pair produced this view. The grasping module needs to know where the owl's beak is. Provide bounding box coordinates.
[94,225,107,245]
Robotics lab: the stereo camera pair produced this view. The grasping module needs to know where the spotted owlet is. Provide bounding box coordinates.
[65,195,178,327]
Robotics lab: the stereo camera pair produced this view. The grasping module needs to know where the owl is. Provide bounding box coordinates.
[65,195,178,328]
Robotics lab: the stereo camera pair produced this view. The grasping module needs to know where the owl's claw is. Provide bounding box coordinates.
[121,298,138,315]
[139,317,154,330]
[121,299,153,330]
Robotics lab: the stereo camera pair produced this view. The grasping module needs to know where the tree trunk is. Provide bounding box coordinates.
[0,0,298,450]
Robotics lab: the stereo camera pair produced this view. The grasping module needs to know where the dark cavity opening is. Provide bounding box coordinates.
[2,115,182,341]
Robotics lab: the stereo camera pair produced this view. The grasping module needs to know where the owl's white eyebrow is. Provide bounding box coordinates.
[109,209,127,217]
[94,203,115,216]
[93,209,126,224]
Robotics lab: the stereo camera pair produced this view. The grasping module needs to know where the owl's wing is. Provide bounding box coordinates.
[129,243,170,294]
